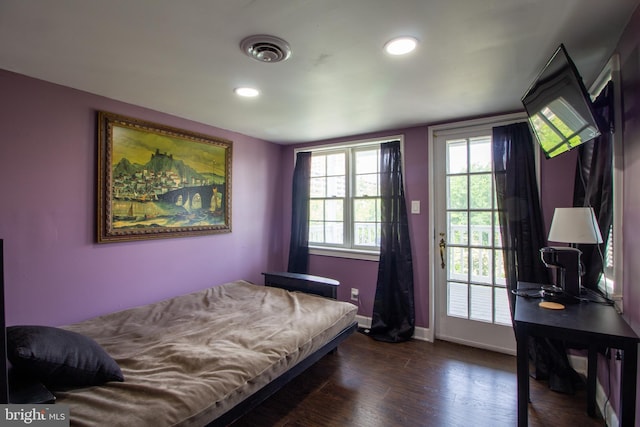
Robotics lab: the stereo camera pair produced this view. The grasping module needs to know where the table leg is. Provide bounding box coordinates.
[619,344,638,427]
[516,327,529,427]
[587,345,597,417]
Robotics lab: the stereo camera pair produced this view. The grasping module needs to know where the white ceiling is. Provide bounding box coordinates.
[1,0,637,144]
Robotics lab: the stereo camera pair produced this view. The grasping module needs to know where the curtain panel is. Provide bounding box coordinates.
[492,122,549,317]
[287,151,311,274]
[493,122,581,394]
[573,81,614,290]
[368,141,415,343]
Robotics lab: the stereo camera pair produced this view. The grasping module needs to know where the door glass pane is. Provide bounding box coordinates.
[448,211,468,245]
[447,282,468,318]
[469,174,492,209]
[469,137,492,172]
[447,176,467,209]
[447,139,468,174]
[448,247,468,281]
[471,248,492,284]
[494,212,503,248]
[494,288,512,326]
[495,251,506,286]
[470,285,492,322]
[470,211,491,246]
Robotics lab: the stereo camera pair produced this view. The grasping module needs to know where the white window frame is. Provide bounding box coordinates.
[589,54,623,311]
[295,135,404,261]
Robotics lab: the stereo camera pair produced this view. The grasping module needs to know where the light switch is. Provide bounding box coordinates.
[411,200,420,214]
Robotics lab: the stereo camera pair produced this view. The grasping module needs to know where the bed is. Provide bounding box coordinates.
[0,255,358,426]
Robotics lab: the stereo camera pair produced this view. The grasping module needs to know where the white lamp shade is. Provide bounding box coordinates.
[547,207,603,244]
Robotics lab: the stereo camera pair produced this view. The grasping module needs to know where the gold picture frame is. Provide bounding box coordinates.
[97,111,232,243]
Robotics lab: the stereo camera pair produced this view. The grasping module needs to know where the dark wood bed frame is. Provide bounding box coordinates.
[209,272,354,426]
[0,251,357,425]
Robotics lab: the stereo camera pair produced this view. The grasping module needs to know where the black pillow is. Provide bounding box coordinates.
[7,325,124,388]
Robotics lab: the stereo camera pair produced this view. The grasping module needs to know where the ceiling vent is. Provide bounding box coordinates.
[240,35,291,63]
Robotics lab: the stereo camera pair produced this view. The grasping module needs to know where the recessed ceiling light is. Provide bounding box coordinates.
[384,37,418,55]
[234,87,260,97]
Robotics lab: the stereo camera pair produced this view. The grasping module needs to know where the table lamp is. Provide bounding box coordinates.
[540,207,603,298]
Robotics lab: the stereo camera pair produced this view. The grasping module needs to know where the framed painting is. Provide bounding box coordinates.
[97,111,232,243]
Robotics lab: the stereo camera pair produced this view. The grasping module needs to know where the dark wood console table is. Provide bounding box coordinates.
[514,282,639,427]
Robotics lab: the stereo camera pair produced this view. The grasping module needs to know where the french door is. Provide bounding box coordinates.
[433,126,516,354]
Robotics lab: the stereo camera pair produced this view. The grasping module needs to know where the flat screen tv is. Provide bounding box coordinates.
[521,44,602,159]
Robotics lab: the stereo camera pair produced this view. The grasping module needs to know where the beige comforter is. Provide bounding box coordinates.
[56,280,357,426]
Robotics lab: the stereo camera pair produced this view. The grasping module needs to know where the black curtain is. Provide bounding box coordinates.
[287,152,311,274]
[493,122,581,394]
[367,141,415,343]
[492,122,549,318]
[573,81,614,290]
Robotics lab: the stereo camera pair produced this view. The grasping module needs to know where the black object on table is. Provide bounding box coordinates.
[514,281,639,427]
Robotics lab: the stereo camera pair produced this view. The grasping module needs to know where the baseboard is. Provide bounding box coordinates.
[568,354,619,427]
[354,314,371,329]
[354,315,433,342]
[434,333,516,356]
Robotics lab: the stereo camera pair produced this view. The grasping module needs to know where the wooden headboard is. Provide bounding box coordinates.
[262,271,339,299]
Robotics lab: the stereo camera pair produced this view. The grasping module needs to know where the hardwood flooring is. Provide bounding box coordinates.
[232,331,606,427]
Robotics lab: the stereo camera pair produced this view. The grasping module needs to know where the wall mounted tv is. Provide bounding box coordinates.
[521,44,602,159]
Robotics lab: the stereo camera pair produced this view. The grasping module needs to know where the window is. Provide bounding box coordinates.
[444,134,510,326]
[301,136,401,258]
[600,224,614,295]
[589,55,623,309]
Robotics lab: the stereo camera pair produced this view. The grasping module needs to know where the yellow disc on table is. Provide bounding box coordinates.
[539,301,565,310]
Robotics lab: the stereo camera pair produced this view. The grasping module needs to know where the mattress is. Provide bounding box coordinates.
[56,280,357,426]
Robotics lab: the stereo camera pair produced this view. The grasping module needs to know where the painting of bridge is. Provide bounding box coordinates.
[97,111,232,242]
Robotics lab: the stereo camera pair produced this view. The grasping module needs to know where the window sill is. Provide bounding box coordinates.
[309,247,379,261]
[598,284,623,313]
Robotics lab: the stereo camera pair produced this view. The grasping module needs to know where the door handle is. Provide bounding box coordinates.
[439,233,446,269]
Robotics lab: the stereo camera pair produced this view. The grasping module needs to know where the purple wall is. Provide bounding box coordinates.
[617,4,640,418]
[0,70,285,326]
[539,150,578,235]
[619,0,640,347]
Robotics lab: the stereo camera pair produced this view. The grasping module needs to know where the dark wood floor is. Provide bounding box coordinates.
[232,331,605,427]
